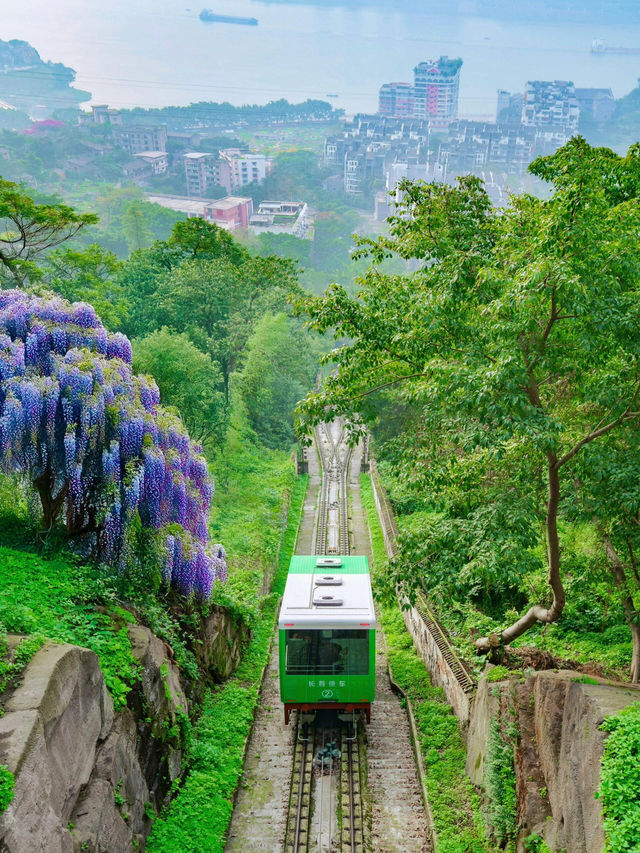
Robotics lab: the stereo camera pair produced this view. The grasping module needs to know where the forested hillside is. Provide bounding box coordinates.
[0,175,322,848]
[297,137,640,687]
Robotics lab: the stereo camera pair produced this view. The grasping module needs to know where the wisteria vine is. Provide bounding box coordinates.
[0,289,226,597]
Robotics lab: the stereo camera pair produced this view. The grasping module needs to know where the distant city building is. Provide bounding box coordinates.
[496,90,511,121]
[496,90,524,122]
[413,57,462,127]
[90,105,123,125]
[204,196,253,230]
[183,152,219,196]
[123,159,154,183]
[249,201,309,238]
[377,57,462,126]
[184,149,271,196]
[113,125,167,154]
[167,130,202,148]
[217,149,271,193]
[145,194,253,230]
[21,119,65,136]
[522,80,579,136]
[378,82,414,118]
[324,115,432,194]
[438,120,536,174]
[133,151,168,175]
[575,87,614,123]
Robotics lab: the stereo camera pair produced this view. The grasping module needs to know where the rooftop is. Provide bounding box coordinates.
[206,196,252,210]
[146,194,211,215]
[279,556,376,629]
[183,151,217,160]
[133,151,167,159]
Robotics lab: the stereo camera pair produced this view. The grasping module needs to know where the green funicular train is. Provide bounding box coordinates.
[278,555,376,724]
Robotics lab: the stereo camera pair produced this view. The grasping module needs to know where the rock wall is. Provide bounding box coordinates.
[194,604,248,681]
[466,669,640,853]
[0,605,247,852]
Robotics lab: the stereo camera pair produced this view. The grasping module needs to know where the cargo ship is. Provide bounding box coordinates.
[199,9,258,25]
[591,39,640,55]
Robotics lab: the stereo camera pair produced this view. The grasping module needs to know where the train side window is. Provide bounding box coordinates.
[285,630,369,675]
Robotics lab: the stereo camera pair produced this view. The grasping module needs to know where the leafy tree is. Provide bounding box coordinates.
[39,243,127,330]
[296,138,640,654]
[117,241,185,339]
[119,220,301,399]
[240,313,319,449]
[571,426,640,680]
[0,178,97,285]
[154,253,299,398]
[254,232,311,268]
[0,289,226,597]
[169,217,247,265]
[133,328,227,448]
[121,200,154,253]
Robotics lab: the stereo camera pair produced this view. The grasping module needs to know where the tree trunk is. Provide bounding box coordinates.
[476,453,566,652]
[602,534,640,683]
[34,469,68,530]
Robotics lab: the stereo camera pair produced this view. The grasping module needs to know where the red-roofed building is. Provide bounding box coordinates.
[21,119,65,135]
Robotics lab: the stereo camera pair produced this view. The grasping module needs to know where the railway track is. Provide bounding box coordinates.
[285,422,365,852]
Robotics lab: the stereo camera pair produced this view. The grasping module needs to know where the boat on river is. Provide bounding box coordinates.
[591,39,640,55]
[199,9,259,25]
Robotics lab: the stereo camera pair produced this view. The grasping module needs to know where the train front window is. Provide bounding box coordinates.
[285,629,369,675]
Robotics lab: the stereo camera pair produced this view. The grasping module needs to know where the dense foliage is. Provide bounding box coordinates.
[240,312,319,449]
[297,138,640,672]
[0,764,14,814]
[121,98,341,127]
[597,703,640,852]
[0,289,225,596]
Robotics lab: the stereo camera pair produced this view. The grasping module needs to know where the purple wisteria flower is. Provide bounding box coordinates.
[0,290,225,597]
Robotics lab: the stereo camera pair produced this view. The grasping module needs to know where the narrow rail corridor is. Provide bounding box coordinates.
[226,424,431,852]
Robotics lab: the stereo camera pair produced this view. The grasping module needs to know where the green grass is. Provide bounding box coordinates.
[0,547,139,709]
[146,472,308,853]
[360,475,491,853]
[208,403,298,627]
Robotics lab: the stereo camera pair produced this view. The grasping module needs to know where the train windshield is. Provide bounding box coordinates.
[285,629,369,675]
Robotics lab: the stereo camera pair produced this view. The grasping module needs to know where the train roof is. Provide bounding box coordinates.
[279,555,376,629]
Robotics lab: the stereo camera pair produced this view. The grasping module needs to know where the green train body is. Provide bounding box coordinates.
[278,555,376,724]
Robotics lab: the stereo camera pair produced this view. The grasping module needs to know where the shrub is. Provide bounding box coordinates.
[597,702,640,853]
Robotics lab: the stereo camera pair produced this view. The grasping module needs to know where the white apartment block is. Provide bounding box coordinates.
[216,149,271,193]
[133,151,168,175]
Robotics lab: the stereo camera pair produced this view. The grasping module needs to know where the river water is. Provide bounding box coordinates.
[3,0,640,116]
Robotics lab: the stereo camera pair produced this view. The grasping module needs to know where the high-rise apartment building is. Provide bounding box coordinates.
[522,81,580,132]
[412,57,462,127]
[378,82,414,118]
[183,152,219,196]
[113,125,167,154]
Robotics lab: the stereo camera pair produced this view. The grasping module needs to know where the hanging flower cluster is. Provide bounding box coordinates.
[0,290,226,597]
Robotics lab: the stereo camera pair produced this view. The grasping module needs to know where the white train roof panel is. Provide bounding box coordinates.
[279,555,376,629]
